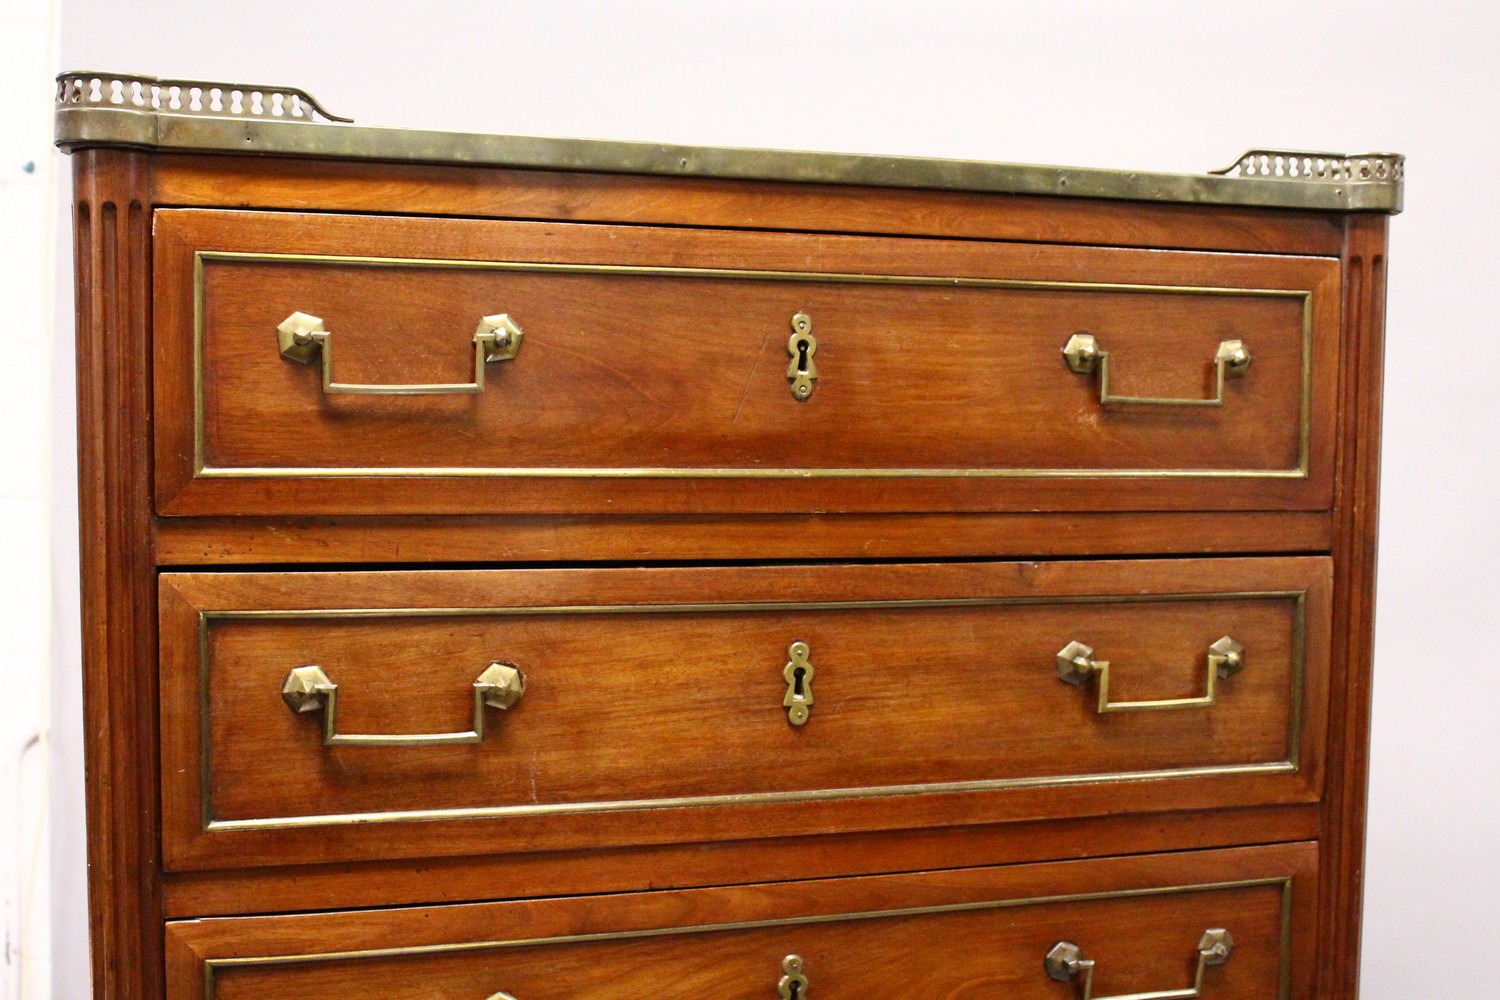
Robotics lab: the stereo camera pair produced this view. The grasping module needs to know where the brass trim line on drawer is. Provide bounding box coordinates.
[193,591,1306,834]
[198,877,1294,1000]
[190,252,1314,483]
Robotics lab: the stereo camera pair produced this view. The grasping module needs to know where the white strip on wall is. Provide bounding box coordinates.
[0,1,58,998]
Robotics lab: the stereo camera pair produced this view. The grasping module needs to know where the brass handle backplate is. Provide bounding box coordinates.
[1062,332,1250,407]
[1056,635,1244,713]
[281,662,524,746]
[277,311,522,395]
[787,313,818,400]
[777,954,809,999]
[1046,929,1233,1000]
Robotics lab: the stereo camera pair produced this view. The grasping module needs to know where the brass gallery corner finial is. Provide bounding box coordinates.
[1212,148,1404,185]
[55,71,352,124]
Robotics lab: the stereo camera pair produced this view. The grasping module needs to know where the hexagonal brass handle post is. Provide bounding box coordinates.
[1045,930,1233,1000]
[281,662,524,746]
[1062,332,1251,407]
[1056,636,1244,713]
[277,311,522,395]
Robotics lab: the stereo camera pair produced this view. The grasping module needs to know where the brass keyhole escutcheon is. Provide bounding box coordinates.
[784,642,815,726]
[778,954,809,999]
[787,313,818,400]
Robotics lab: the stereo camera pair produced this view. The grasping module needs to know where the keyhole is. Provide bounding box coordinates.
[787,314,817,401]
[779,953,808,999]
[784,641,814,726]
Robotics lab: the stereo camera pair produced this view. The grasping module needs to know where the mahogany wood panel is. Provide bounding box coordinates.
[1316,215,1389,1000]
[165,843,1318,1000]
[71,150,163,1000]
[152,510,1333,566]
[162,804,1319,918]
[153,209,1342,516]
[158,558,1331,872]
[62,137,1392,1000]
[147,154,1348,256]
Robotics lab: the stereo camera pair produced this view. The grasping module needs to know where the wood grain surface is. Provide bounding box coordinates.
[60,137,1390,1000]
[147,154,1348,255]
[152,509,1334,565]
[158,558,1331,871]
[161,804,1320,917]
[153,209,1341,516]
[165,843,1318,1000]
[72,150,163,1000]
[1315,214,1390,1000]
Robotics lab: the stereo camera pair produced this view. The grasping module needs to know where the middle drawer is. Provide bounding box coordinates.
[159,558,1329,871]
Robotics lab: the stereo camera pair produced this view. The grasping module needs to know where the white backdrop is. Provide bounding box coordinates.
[50,2,1500,996]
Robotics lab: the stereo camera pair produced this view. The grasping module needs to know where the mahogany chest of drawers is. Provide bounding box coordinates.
[56,72,1400,999]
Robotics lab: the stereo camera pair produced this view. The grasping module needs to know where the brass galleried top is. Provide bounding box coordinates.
[57,71,352,124]
[1212,149,1404,185]
[54,71,1403,213]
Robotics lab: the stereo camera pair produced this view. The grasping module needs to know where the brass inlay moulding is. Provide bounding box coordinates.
[191,252,1315,482]
[56,72,1400,213]
[197,877,1295,1000]
[192,590,1307,834]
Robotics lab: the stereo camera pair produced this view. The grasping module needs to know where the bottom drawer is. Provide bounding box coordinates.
[167,843,1316,999]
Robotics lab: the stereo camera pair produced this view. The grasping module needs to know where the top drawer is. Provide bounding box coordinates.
[154,210,1341,516]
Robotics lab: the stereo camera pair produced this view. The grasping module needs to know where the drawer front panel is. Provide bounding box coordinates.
[159,559,1330,870]
[154,210,1340,515]
[166,844,1317,1000]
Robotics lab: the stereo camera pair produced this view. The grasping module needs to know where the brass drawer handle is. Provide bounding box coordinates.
[277,311,522,395]
[1062,332,1251,407]
[1046,929,1233,1000]
[281,662,524,746]
[1056,635,1244,713]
